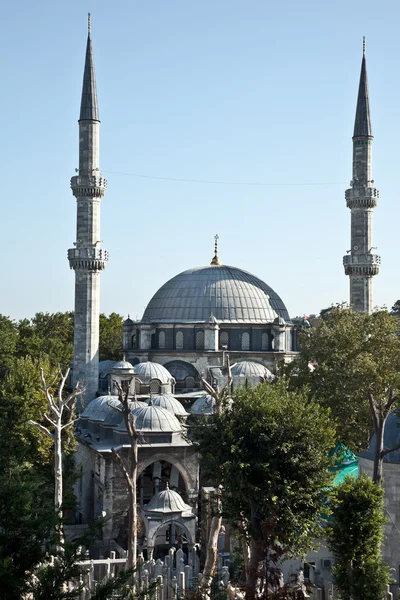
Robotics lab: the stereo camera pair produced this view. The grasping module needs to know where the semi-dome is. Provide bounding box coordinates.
[80,394,121,422]
[143,485,193,514]
[231,360,274,380]
[142,264,290,324]
[146,394,188,416]
[117,404,182,433]
[133,362,173,384]
[190,394,215,415]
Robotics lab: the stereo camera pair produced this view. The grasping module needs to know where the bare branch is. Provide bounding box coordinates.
[44,413,57,428]
[61,416,80,430]
[28,420,53,438]
[385,388,398,413]
[381,442,400,459]
[58,368,70,406]
[108,402,124,414]
[368,391,378,431]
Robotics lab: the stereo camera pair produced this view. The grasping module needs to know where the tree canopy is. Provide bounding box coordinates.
[327,475,390,600]
[286,306,400,451]
[193,379,336,598]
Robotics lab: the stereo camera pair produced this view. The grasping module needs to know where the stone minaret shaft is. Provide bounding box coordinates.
[343,39,380,313]
[68,17,108,406]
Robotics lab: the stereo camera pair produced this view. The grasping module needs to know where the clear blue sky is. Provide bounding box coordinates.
[1,0,399,321]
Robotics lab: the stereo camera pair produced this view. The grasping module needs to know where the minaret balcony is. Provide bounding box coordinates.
[345,186,378,209]
[343,253,380,276]
[70,174,107,198]
[68,246,109,271]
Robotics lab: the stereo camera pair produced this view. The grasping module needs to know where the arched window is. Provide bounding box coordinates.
[261,331,269,351]
[159,331,166,349]
[134,378,141,394]
[196,330,205,350]
[149,379,161,394]
[176,331,184,350]
[241,332,250,351]
[131,334,137,349]
[219,331,229,349]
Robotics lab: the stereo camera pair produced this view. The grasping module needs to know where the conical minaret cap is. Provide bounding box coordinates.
[79,14,100,122]
[353,37,372,138]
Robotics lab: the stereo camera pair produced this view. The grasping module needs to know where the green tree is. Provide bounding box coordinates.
[17,312,74,369]
[287,307,400,483]
[326,475,390,600]
[193,379,336,600]
[390,299,400,318]
[0,462,55,600]
[99,312,124,361]
[0,315,18,375]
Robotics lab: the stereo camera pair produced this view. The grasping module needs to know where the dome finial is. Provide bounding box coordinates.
[210,234,222,266]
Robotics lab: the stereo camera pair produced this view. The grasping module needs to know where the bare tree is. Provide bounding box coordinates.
[28,367,83,535]
[109,380,138,574]
[199,357,232,599]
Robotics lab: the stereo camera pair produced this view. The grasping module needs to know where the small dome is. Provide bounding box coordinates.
[117,404,182,432]
[128,399,148,411]
[190,394,215,415]
[112,360,134,371]
[360,411,400,463]
[231,360,274,380]
[133,362,173,384]
[143,485,193,514]
[99,360,117,378]
[80,394,121,423]
[124,317,135,325]
[147,394,188,416]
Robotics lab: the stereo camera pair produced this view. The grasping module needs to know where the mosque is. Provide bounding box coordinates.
[71,15,390,584]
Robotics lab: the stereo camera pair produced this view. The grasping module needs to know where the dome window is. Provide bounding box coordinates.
[261,331,269,351]
[149,379,161,394]
[131,334,137,349]
[242,332,250,351]
[220,331,229,349]
[185,376,195,389]
[196,330,205,350]
[176,331,184,350]
[159,331,166,349]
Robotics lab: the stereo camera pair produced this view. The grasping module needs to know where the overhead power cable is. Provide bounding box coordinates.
[102,169,347,187]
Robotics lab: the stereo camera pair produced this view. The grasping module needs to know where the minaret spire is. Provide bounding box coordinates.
[68,16,108,407]
[353,37,372,138]
[79,13,99,122]
[343,39,380,313]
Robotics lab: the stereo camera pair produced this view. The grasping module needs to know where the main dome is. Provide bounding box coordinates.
[142,265,290,324]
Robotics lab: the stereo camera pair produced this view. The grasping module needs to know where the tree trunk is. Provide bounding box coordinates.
[131,430,138,577]
[201,514,222,599]
[241,535,250,583]
[245,505,265,600]
[246,538,265,600]
[127,484,135,571]
[54,420,63,519]
[373,419,384,485]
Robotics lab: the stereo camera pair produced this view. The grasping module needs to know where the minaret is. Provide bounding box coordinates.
[343,38,380,313]
[68,14,108,406]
